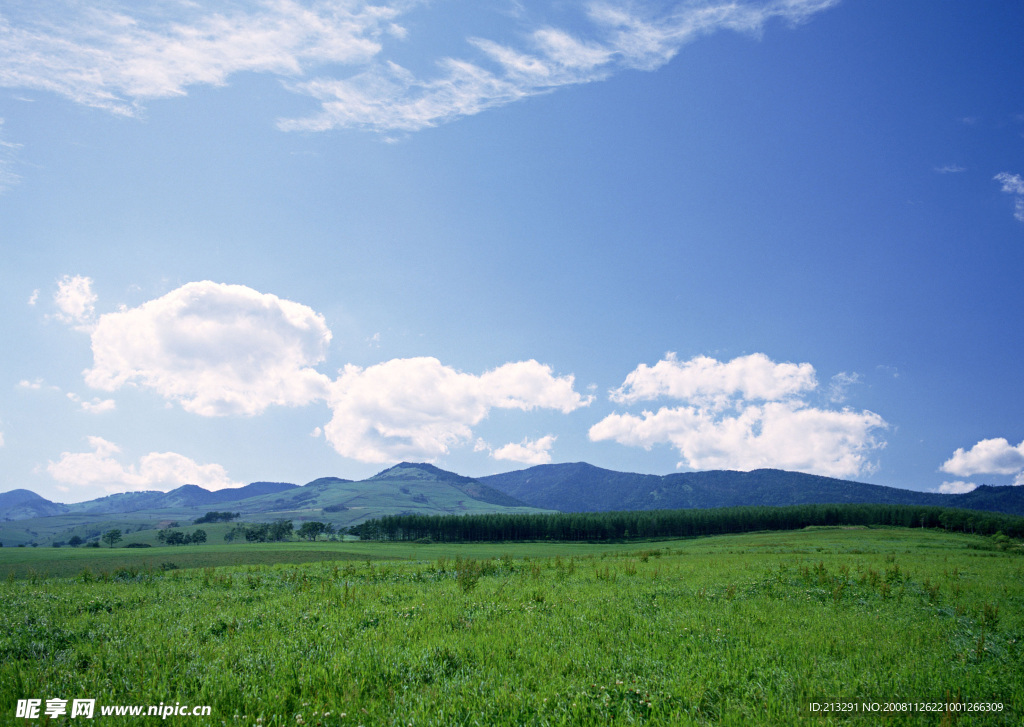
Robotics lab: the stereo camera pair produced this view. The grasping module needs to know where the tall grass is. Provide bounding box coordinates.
[0,527,1020,725]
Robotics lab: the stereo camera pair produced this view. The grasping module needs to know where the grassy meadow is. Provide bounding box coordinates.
[1,527,1021,725]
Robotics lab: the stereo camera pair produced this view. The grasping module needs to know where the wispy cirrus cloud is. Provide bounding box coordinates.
[1,0,838,134]
[280,0,840,132]
[0,0,405,116]
[826,371,862,404]
[0,118,20,191]
[590,353,887,478]
[994,172,1024,222]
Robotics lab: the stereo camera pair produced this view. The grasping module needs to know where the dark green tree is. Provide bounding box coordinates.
[102,529,122,548]
[297,521,328,541]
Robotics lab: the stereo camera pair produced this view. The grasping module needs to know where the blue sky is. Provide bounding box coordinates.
[1,0,1022,503]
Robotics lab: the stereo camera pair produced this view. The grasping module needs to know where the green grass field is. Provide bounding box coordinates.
[1,527,1021,725]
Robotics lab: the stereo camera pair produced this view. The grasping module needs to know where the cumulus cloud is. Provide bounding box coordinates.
[941,437,1024,478]
[609,352,816,406]
[937,481,977,495]
[590,353,887,478]
[994,172,1024,222]
[491,435,557,465]
[323,357,590,462]
[47,436,242,492]
[53,274,98,329]
[84,281,332,416]
[0,0,837,134]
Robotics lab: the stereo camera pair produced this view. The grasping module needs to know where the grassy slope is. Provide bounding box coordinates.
[1,527,1021,725]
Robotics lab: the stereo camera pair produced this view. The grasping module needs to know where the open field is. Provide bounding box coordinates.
[2,527,1022,725]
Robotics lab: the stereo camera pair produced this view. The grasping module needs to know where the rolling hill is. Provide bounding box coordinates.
[0,463,548,546]
[478,463,1024,516]
[0,489,70,521]
[3,461,1023,547]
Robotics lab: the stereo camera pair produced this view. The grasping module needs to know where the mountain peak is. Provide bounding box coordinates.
[369,462,477,484]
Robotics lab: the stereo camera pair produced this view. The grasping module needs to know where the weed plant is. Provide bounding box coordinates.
[0,527,1021,725]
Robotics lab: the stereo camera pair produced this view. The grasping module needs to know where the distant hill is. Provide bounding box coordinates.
[0,489,69,520]
[478,463,1024,517]
[4,461,1022,547]
[63,481,299,515]
[227,462,541,520]
[368,463,528,508]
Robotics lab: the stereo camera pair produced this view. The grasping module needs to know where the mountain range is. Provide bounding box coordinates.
[478,463,1024,516]
[1,462,1022,546]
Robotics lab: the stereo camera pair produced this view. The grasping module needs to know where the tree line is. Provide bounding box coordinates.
[222,520,339,542]
[352,503,1024,543]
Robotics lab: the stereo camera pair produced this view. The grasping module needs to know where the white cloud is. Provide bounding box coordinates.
[827,371,862,404]
[323,357,590,462]
[280,0,839,132]
[84,281,332,416]
[28,289,39,306]
[491,435,557,465]
[591,353,887,479]
[53,274,97,329]
[609,352,817,406]
[995,172,1024,195]
[994,172,1024,222]
[0,0,403,116]
[934,164,965,174]
[937,481,977,495]
[941,437,1024,478]
[47,436,242,492]
[66,392,117,413]
[0,0,838,135]
[80,398,117,414]
[0,118,19,192]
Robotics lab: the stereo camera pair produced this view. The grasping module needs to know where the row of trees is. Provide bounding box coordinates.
[157,528,207,545]
[193,511,240,524]
[221,520,341,542]
[353,503,1024,543]
[224,520,295,543]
